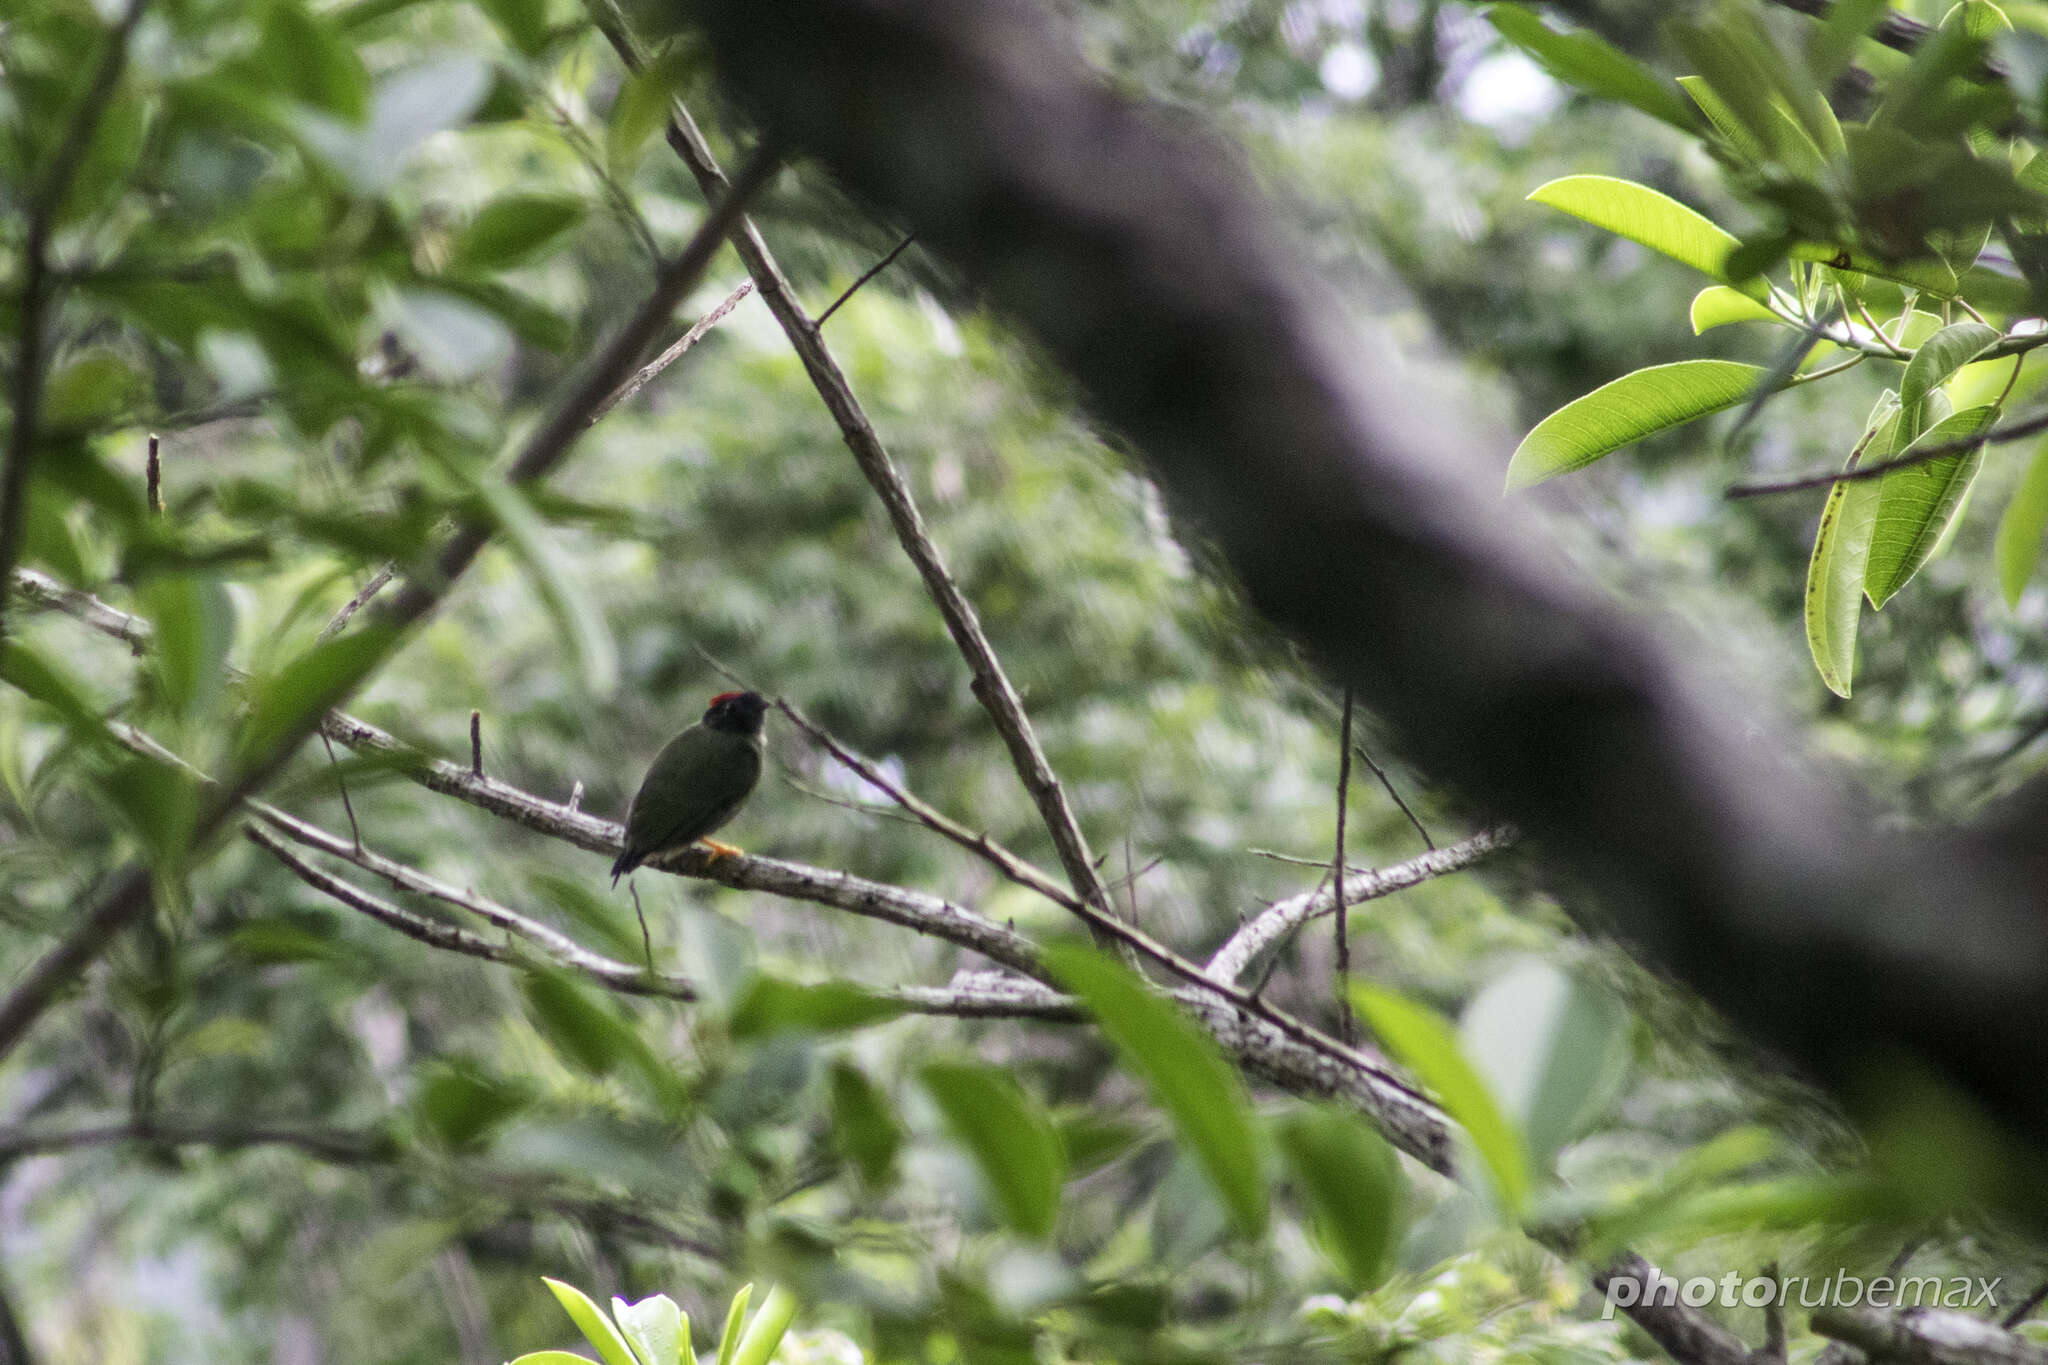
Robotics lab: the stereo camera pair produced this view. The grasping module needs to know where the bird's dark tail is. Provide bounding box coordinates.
[609,850,638,887]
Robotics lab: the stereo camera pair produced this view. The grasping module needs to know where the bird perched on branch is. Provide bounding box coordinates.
[610,690,768,886]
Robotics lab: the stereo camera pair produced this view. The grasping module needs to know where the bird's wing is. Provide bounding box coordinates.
[624,728,763,855]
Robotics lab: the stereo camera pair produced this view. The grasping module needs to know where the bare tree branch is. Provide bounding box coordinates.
[586,278,755,426]
[1207,828,1516,984]
[1812,1305,2048,1365]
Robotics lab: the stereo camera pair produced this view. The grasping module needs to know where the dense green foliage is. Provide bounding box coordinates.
[3,0,2048,1362]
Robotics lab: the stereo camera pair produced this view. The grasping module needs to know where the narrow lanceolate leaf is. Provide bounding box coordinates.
[1866,404,1997,608]
[1898,322,2000,430]
[1527,176,1753,288]
[542,1278,641,1365]
[1995,439,2048,606]
[1484,8,1698,132]
[476,480,619,696]
[1806,468,1888,698]
[1351,985,1533,1216]
[1277,1108,1407,1292]
[922,1062,1066,1239]
[1047,944,1268,1238]
[1506,361,1766,489]
[1690,285,1778,333]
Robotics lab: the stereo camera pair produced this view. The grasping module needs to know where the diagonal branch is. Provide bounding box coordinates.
[1207,828,1517,984]
[587,10,1119,928]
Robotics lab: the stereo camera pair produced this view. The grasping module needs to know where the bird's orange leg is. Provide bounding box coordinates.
[699,838,745,862]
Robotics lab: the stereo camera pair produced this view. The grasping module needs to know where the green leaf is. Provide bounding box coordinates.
[1046,943,1267,1238]
[1866,404,1996,607]
[612,1294,686,1365]
[921,1061,1066,1239]
[1811,0,1893,82]
[449,194,587,272]
[608,45,697,171]
[137,574,235,721]
[1458,959,1632,1164]
[1690,285,1779,333]
[1352,984,1532,1215]
[418,1061,528,1150]
[730,1286,798,1365]
[1,639,114,748]
[1899,322,2000,431]
[474,480,617,695]
[1483,8,1697,132]
[44,347,148,430]
[829,1060,903,1189]
[475,0,550,55]
[233,625,394,775]
[729,976,909,1038]
[1506,361,1767,489]
[543,1279,641,1365]
[715,1285,753,1365]
[1527,176,1752,287]
[522,970,638,1077]
[1804,395,1899,697]
[1995,439,2048,605]
[1277,1108,1406,1292]
[510,1354,605,1365]
[98,754,202,873]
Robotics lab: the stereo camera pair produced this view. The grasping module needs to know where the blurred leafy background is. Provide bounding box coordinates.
[4,0,2048,1360]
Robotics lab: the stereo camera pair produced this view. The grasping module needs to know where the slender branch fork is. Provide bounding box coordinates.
[1728,397,2048,499]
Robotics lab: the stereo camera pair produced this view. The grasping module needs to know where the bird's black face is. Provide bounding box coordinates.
[703,690,768,736]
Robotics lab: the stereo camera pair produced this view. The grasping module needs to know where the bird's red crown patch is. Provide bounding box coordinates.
[708,690,746,706]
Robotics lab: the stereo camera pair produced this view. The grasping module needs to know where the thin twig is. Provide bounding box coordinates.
[145,433,162,514]
[2004,1280,2048,1329]
[630,881,653,971]
[470,711,483,778]
[1727,397,2048,499]
[318,562,398,642]
[321,731,363,849]
[1334,689,1355,1045]
[0,0,150,642]
[585,278,754,426]
[1353,739,1432,850]
[816,232,916,326]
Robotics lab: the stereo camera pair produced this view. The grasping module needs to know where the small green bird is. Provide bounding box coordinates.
[610,690,768,886]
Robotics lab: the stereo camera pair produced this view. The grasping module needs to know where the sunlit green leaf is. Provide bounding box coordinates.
[608,44,698,171]
[612,1294,686,1365]
[1047,944,1268,1238]
[1690,285,1779,333]
[1804,393,1900,697]
[1866,404,1996,607]
[543,1278,641,1365]
[1483,9,1697,132]
[1277,1107,1406,1291]
[1506,361,1767,488]
[1899,322,2000,431]
[922,1061,1066,1238]
[1,638,115,747]
[1527,175,1752,287]
[1995,438,2048,605]
[730,1286,798,1365]
[1353,984,1532,1215]
[715,1285,753,1365]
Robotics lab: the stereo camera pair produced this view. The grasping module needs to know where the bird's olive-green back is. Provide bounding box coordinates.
[623,722,763,858]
